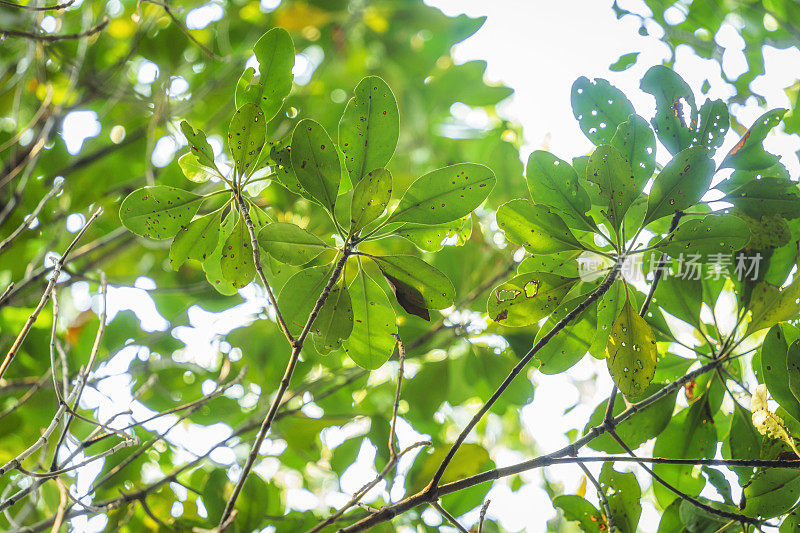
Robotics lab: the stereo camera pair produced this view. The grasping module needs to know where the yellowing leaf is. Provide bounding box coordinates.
[606,296,657,398]
[750,384,800,458]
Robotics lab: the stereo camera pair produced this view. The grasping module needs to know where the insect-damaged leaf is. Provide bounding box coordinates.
[742,466,800,519]
[339,76,399,184]
[611,113,656,186]
[488,272,577,327]
[388,163,495,225]
[345,270,397,370]
[372,255,455,311]
[644,146,715,225]
[599,463,642,533]
[525,150,594,231]
[220,217,256,289]
[552,495,605,533]
[278,265,335,337]
[640,65,697,156]
[350,167,392,232]
[119,186,203,240]
[606,296,657,398]
[496,199,585,254]
[228,102,267,178]
[587,144,638,231]
[721,108,786,171]
[750,383,800,458]
[235,27,295,121]
[694,98,729,154]
[747,277,800,337]
[178,152,216,183]
[759,324,800,422]
[291,119,341,213]
[257,222,329,266]
[655,214,750,260]
[571,77,635,145]
[170,208,223,270]
[721,177,800,220]
[396,216,472,252]
[313,280,354,352]
[203,210,238,296]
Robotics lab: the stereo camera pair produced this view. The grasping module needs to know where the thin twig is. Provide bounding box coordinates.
[0,207,102,381]
[478,499,490,533]
[388,333,406,455]
[0,17,109,41]
[431,501,469,533]
[0,0,75,10]
[576,462,614,533]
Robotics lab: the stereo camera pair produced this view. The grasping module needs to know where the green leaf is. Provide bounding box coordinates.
[203,210,238,295]
[587,144,638,230]
[496,199,585,254]
[237,475,280,532]
[407,443,491,493]
[644,146,715,225]
[180,121,216,169]
[278,265,335,336]
[611,113,656,186]
[339,76,399,184]
[653,275,704,332]
[396,216,471,252]
[609,52,639,72]
[228,102,267,178]
[371,255,455,310]
[235,27,295,121]
[606,296,657,398]
[781,508,800,532]
[571,77,636,145]
[721,109,786,170]
[524,150,594,231]
[388,163,495,225]
[590,278,624,356]
[678,499,735,532]
[345,270,397,369]
[725,402,762,484]
[350,167,392,232]
[742,467,800,518]
[760,325,800,421]
[313,280,353,352]
[291,119,341,213]
[201,470,228,525]
[599,463,642,533]
[518,250,582,277]
[552,495,604,533]
[488,272,577,327]
[694,99,729,153]
[269,142,309,198]
[534,295,597,375]
[652,397,717,507]
[119,186,203,240]
[657,214,750,260]
[220,216,256,289]
[721,178,800,220]
[585,383,678,453]
[257,222,329,266]
[747,278,800,336]
[169,208,223,270]
[640,65,697,155]
[178,152,215,183]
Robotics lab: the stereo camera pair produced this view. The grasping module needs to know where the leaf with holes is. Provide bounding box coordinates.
[313,280,353,352]
[278,265,334,337]
[396,216,472,252]
[640,65,697,155]
[742,467,800,519]
[228,102,267,178]
[497,199,585,254]
[345,270,397,370]
[291,119,341,213]
[606,296,657,398]
[525,150,594,231]
[178,152,216,183]
[372,255,454,311]
[339,76,399,184]
[587,144,638,231]
[751,383,800,457]
[656,214,750,260]
[571,77,635,145]
[169,208,223,270]
[387,163,495,225]
[180,121,216,169]
[350,168,392,232]
[599,463,642,533]
[721,109,786,171]
[220,217,255,289]
[611,113,656,186]
[119,186,203,240]
[590,278,624,356]
[644,147,714,225]
[257,222,329,266]
[553,495,604,533]
[694,99,729,153]
[235,28,294,121]
[488,272,577,327]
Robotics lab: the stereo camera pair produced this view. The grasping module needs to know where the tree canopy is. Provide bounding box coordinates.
[2,1,800,532]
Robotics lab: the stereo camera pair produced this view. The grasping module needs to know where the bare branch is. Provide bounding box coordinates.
[431,501,469,533]
[0,16,109,42]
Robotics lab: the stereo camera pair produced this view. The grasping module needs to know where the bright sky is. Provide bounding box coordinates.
[53,1,800,532]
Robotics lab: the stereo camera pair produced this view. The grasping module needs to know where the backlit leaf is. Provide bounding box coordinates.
[228,102,267,178]
[721,109,786,171]
[640,65,697,155]
[611,113,656,186]
[525,150,594,231]
[571,77,635,145]
[350,168,392,232]
[169,208,223,270]
[644,146,715,225]
[488,272,577,327]
[345,270,397,370]
[235,27,295,120]
[656,214,750,260]
[599,463,642,533]
[606,296,657,398]
[119,186,202,240]
[257,222,329,266]
[496,199,585,254]
[587,144,638,230]
[291,119,341,213]
[220,217,256,289]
